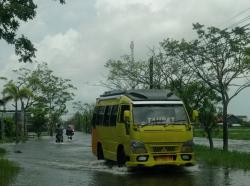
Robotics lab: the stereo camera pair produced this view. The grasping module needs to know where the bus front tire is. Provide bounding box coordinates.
[117,147,126,167]
[97,143,104,160]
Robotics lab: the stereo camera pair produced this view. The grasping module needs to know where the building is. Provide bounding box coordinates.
[217,114,248,127]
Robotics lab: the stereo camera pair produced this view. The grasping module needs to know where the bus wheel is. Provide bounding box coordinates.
[117,147,126,167]
[97,143,104,160]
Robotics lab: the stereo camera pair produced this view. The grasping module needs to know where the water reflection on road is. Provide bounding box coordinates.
[1,133,250,186]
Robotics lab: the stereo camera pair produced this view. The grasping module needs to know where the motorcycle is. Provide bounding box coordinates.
[56,133,63,143]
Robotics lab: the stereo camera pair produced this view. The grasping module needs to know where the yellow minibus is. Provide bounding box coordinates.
[91,89,195,167]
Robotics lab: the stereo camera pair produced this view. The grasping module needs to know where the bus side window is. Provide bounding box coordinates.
[110,105,118,126]
[99,106,105,125]
[95,106,105,125]
[119,105,130,123]
[103,106,111,126]
[92,106,99,128]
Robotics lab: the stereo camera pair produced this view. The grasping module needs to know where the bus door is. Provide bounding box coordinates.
[117,104,131,145]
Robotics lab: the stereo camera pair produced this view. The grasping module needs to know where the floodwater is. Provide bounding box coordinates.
[1,132,250,186]
[194,137,250,153]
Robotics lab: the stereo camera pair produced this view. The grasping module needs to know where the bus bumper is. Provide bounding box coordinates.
[126,153,195,167]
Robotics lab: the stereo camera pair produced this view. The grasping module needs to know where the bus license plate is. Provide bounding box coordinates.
[155,156,173,161]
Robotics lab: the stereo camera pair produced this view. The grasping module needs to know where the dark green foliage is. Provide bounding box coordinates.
[0,0,65,62]
[4,117,15,138]
[29,102,48,138]
[160,23,250,151]
[0,0,37,62]
[0,147,6,155]
[15,35,36,63]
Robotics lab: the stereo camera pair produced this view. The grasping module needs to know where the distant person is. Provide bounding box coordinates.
[66,125,74,140]
[55,124,63,143]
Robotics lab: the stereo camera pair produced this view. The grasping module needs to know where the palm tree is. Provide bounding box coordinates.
[3,82,33,143]
[19,87,33,136]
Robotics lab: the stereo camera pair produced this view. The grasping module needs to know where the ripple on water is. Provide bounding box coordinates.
[41,159,129,175]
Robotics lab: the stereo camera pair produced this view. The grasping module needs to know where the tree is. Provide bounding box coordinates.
[72,101,95,133]
[3,81,32,142]
[0,0,65,62]
[0,95,12,140]
[105,48,221,148]
[3,82,19,143]
[29,63,76,135]
[29,102,48,138]
[10,63,75,136]
[199,99,217,149]
[104,55,150,89]
[0,76,8,140]
[160,23,250,151]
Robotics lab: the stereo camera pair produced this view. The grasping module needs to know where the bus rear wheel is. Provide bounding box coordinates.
[97,143,104,160]
[117,147,126,167]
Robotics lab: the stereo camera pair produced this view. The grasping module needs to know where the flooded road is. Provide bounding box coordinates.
[194,137,250,153]
[1,132,250,186]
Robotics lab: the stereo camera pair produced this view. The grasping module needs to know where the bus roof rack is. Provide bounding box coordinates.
[100,90,126,97]
[100,89,180,101]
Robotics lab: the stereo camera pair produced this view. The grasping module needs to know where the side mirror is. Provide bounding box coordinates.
[192,110,199,121]
[123,110,130,122]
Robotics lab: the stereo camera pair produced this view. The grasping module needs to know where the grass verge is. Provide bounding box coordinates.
[0,147,19,186]
[0,147,7,155]
[195,145,250,170]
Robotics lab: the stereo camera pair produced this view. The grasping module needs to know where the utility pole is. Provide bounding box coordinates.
[149,56,154,89]
[130,41,134,63]
[130,41,136,89]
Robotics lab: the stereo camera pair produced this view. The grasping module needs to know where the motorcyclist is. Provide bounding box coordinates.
[66,125,74,140]
[55,124,63,143]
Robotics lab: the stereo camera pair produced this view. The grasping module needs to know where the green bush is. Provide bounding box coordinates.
[0,147,6,156]
[4,117,15,138]
[0,159,19,186]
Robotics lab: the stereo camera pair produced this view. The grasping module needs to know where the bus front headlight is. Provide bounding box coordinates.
[131,141,147,154]
[181,140,194,153]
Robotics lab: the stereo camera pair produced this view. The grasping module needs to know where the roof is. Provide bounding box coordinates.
[100,89,180,101]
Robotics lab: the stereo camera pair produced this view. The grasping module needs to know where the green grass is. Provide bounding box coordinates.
[0,148,19,186]
[195,145,250,170]
[194,127,250,140]
[0,147,7,156]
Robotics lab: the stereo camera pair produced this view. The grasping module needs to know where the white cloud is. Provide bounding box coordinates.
[1,0,250,119]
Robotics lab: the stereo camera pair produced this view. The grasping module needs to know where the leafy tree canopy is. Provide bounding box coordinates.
[0,0,65,63]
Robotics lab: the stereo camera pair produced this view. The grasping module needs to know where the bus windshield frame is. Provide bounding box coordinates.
[132,103,189,126]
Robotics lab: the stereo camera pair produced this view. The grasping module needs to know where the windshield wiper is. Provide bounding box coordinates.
[138,121,165,127]
[138,120,188,127]
[172,119,188,124]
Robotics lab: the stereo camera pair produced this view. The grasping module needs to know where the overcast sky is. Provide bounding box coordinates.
[0,0,250,119]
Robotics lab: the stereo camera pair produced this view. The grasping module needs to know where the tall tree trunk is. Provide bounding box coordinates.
[207,128,214,149]
[149,56,154,89]
[15,99,19,143]
[222,100,228,151]
[1,111,5,140]
[21,102,25,138]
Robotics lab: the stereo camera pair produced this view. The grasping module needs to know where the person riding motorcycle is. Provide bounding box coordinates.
[55,124,63,143]
[66,125,74,140]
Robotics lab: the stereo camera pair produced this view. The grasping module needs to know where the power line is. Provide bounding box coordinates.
[221,7,250,29]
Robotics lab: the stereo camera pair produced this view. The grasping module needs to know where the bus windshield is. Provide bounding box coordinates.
[133,104,188,125]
